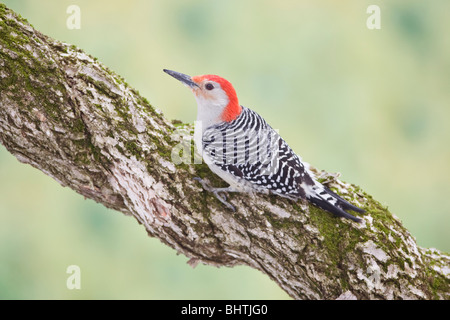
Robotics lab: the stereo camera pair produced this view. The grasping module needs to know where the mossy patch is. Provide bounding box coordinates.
[0,5,68,123]
[124,140,143,159]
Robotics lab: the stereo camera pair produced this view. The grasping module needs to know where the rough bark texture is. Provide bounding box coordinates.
[0,4,448,300]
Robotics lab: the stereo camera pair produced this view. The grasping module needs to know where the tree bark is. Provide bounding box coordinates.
[0,4,448,300]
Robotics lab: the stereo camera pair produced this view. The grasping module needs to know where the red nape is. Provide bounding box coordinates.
[193,74,242,122]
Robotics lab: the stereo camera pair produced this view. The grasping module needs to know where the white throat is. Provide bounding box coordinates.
[194,93,229,130]
[193,87,229,155]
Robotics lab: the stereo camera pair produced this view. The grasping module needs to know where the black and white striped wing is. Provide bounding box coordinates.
[202,107,314,198]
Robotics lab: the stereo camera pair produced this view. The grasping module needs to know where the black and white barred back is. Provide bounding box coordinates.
[202,106,364,222]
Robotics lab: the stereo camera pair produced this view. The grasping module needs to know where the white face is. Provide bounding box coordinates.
[192,80,229,129]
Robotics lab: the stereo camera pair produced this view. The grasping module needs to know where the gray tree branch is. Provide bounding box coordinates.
[0,4,448,299]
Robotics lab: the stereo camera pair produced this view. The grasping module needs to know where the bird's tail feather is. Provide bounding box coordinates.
[323,186,365,214]
[308,185,364,222]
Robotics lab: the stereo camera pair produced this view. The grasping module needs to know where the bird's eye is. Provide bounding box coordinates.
[205,83,214,90]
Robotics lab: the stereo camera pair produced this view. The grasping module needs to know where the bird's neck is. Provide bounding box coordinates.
[194,95,226,129]
[195,102,241,130]
[193,92,242,155]
[220,96,241,123]
[193,100,221,155]
[194,106,219,133]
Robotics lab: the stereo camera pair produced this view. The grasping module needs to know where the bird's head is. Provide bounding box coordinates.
[164,69,242,124]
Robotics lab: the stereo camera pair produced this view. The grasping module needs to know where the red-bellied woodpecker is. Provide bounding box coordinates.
[164,69,364,222]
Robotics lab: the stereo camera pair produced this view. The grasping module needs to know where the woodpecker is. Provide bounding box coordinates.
[164,69,364,222]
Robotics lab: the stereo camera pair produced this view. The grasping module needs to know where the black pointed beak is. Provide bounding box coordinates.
[163,69,199,88]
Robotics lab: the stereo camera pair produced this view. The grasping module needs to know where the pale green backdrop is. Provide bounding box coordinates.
[0,0,449,299]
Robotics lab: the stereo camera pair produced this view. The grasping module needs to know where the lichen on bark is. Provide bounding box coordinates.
[0,4,448,299]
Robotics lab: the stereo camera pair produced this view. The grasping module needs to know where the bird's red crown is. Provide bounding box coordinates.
[192,74,242,122]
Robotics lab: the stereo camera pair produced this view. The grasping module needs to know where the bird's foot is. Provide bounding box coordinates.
[193,177,236,211]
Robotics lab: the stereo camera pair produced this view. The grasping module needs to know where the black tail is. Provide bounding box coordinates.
[309,186,364,222]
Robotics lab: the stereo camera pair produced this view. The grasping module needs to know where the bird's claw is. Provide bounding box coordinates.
[193,177,236,211]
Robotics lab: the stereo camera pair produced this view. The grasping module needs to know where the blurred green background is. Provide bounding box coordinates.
[0,0,449,299]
